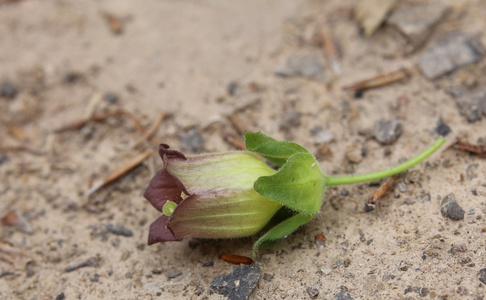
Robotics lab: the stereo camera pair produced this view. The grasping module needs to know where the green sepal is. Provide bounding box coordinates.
[252,213,314,257]
[254,152,325,214]
[244,131,308,166]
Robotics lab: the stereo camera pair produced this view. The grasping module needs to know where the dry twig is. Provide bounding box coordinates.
[342,69,409,91]
[223,133,246,150]
[367,176,397,205]
[85,150,153,196]
[54,109,145,133]
[452,138,486,157]
[321,27,341,76]
[132,112,164,149]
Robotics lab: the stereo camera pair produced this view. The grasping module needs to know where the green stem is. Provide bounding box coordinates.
[325,137,445,187]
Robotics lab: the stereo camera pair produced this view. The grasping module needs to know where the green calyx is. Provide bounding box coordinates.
[244,131,445,257]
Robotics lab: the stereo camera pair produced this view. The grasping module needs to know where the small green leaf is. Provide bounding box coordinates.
[254,152,325,214]
[244,131,308,166]
[252,213,314,256]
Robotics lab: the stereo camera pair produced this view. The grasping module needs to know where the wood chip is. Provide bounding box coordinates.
[452,138,486,158]
[321,27,341,76]
[367,176,397,205]
[85,150,153,196]
[104,13,124,35]
[219,253,254,265]
[223,133,246,150]
[342,69,409,91]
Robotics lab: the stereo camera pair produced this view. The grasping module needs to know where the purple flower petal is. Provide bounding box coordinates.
[143,144,190,211]
[148,214,181,244]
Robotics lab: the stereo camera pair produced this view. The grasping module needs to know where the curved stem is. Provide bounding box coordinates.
[325,137,445,187]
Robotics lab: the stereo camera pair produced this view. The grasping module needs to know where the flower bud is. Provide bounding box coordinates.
[144,144,283,244]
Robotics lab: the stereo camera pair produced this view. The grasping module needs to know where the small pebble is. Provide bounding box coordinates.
[1,82,17,99]
[202,261,214,267]
[373,119,402,145]
[440,194,465,220]
[55,293,65,300]
[333,286,354,300]
[275,54,325,81]
[307,286,319,298]
[418,32,484,80]
[345,143,363,163]
[180,128,204,152]
[165,269,182,280]
[106,224,133,237]
[103,92,119,104]
[387,2,449,49]
[227,81,239,96]
[436,118,451,136]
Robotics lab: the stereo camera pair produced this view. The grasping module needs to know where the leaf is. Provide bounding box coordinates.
[244,131,307,166]
[252,213,314,256]
[254,152,325,214]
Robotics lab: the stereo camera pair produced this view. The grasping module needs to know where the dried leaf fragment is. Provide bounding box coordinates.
[355,0,398,36]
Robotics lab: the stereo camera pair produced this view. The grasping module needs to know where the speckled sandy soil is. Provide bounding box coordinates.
[1,0,486,299]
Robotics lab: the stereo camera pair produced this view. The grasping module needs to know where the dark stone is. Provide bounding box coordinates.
[180,128,204,152]
[466,108,482,122]
[333,286,354,300]
[90,273,99,282]
[275,54,325,81]
[106,224,133,237]
[440,194,465,220]
[55,293,65,300]
[210,264,261,300]
[364,203,375,212]
[307,286,319,298]
[104,92,119,104]
[354,90,364,99]
[0,82,17,99]
[227,81,239,96]
[262,273,274,281]
[436,118,451,136]
[404,286,429,297]
[478,268,486,285]
[373,119,402,145]
[202,261,214,267]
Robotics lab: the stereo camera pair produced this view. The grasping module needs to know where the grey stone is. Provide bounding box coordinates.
[388,2,449,49]
[436,118,451,136]
[373,119,402,144]
[440,194,465,220]
[210,264,261,300]
[307,286,319,298]
[1,82,17,99]
[275,54,325,81]
[180,128,204,152]
[478,268,486,285]
[333,286,354,300]
[418,32,484,79]
[106,224,133,237]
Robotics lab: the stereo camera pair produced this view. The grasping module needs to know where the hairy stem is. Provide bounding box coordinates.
[325,137,445,187]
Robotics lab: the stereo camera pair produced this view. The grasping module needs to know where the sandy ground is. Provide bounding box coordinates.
[1,0,486,299]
